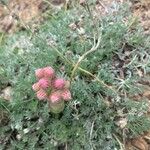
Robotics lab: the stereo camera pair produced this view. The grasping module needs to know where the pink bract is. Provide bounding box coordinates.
[38,78,49,89]
[35,68,44,79]
[32,82,40,91]
[37,89,47,100]
[61,90,72,101]
[53,78,65,89]
[49,91,61,103]
[43,67,55,78]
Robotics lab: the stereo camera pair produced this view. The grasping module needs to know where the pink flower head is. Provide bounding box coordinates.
[36,89,47,100]
[38,78,49,89]
[43,67,55,78]
[49,91,61,103]
[35,68,44,79]
[61,90,72,101]
[32,82,40,91]
[53,78,65,89]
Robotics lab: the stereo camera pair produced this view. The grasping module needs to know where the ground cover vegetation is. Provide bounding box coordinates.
[0,0,150,149]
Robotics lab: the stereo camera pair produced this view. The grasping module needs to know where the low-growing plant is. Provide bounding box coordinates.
[32,66,71,113]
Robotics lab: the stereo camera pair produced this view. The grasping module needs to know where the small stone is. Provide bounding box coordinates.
[80,0,86,6]
[0,86,12,101]
[115,118,127,129]
[16,134,22,140]
[77,27,85,35]
[23,128,30,134]
[69,23,77,30]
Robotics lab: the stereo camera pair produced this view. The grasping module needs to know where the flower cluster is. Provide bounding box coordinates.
[32,66,71,113]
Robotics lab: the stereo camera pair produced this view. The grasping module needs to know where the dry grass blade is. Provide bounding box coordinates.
[70,34,101,81]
